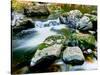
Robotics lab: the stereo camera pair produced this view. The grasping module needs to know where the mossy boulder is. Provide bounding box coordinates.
[72,32,96,50]
[44,35,66,45]
[37,43,50,50]
[30,44,63,72]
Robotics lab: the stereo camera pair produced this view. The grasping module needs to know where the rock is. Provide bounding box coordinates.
[37,43,50,50]
[59,16,67,24]
[93,51,97,59]
[30,44,63,72]
[62,46,85,65]
[44,35,66,45]
[88,31,96,35]
[51,24,67,32]
[24,5,50,17]
[48,10,62,19]
[48,20,60,26]
[83,49,93,56]
[72,32,96,50]
[44,18,60,27]
[84,14,97,21]
[64,39,79,47]
[60,10,82,28]
[91,10,97,15]
[29,55,57,72]
[12,19,35,34]
[84,14,97,31]
[76,16,93,31]
[14,28,37,39]
[11,12,24,26]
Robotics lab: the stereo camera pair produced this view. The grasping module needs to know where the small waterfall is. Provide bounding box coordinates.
[35,18,60,28]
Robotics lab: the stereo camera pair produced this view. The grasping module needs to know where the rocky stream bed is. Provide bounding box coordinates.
[11,2,97,74]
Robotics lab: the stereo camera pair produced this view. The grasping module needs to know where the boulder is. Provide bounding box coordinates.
[11,12,24,26]
[51,24,67,32]
[84,14,97,31]
[64,39,79,47]
[24,5,50,17]
[14,28,37,39]
[62,46,85,65]
[91,10,97,15]
[12,19,35,34]
[59,10,82,28]
[44,35,66,45]
[59,16,67,24]
[72,32,96,50]
[29,55,57,72]
[76,16,93,31]
[30,44,63,72]
[83,49,93,56]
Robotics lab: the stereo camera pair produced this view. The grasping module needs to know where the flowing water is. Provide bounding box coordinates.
[12,17,97,73]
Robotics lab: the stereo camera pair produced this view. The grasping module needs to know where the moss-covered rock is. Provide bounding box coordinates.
[37,43,50,50]
[30,44,63,72]
[72,32,96,49]
[44,34,66,45]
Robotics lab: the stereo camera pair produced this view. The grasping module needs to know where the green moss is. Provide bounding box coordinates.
[58,28,74,40]
[48,3,97,16]
[44,35,66,45]
[72,33,96,49]
[38,43,49,50]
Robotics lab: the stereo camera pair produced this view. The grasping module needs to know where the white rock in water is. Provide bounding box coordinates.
[30,44,62,66]
[63,46,85,65]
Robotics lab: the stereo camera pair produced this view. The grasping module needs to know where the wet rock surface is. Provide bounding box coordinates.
[76,16,93,31]
[29,55,57,73]
[62,46,85,66]
[12,18,35,35]
[29,44,63,72]
[60,10,82,28]
[30,44,63,66]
